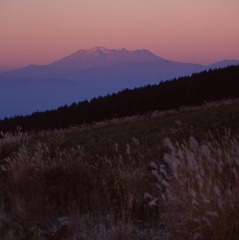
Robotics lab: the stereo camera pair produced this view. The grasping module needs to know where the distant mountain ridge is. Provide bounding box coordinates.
[0,47,239,119]
[208,59,239,69]
[1,47,199,77]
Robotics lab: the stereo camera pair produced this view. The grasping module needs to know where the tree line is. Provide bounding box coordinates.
[0,65,239,132]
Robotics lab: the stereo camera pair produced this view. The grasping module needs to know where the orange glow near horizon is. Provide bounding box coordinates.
[1,0,239,71]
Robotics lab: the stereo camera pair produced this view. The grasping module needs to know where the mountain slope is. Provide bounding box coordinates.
[0,47,238,119]
[1,65,239,132]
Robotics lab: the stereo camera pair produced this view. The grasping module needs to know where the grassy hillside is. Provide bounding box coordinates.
[1,99,239,239]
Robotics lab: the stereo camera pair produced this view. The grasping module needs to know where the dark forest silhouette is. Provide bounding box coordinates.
[1,65,239,132]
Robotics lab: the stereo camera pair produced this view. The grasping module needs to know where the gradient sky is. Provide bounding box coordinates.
[1,0,239,72]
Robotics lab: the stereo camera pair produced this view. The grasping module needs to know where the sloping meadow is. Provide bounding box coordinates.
[0,102,239,239]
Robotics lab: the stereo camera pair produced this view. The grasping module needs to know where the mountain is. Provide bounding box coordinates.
[0,47,238,119]
[207,59,239,69]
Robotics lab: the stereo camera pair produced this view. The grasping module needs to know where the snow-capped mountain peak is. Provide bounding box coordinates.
[48,47,164,72]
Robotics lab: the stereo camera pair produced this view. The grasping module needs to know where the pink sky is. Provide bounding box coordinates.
[1,0,239,72]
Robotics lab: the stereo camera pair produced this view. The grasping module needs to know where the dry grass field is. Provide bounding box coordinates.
[1,100,239,239]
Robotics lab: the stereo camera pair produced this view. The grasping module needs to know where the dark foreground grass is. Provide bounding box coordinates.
[0,100,239,239]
